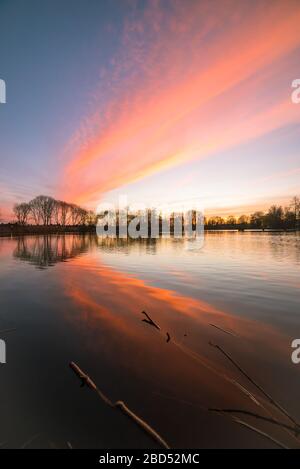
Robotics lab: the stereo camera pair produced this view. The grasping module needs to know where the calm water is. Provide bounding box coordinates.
[0,232,299,448]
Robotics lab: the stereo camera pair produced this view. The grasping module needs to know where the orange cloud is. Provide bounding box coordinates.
[60,0,300,206]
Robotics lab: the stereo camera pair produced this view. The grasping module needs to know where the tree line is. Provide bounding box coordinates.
[6,194,300,230]
[205,196,300,230]
[13,195,97,226]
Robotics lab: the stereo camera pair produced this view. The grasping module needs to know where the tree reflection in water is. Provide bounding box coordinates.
[12,234,167,269]
[13,235,94,269]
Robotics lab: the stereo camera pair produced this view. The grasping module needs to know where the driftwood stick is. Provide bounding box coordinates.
[70,361,98,391]
[227,414,289,449]
[69,362,170,449]
[141,314,268,409]
[209,342,299,427]
[115,400,170,449]
[141,311,161,331]
[140,314,289,419]
[140,312,298,445]
[209,324,237,337]
[210,408,299,435]
[141,312,171,344]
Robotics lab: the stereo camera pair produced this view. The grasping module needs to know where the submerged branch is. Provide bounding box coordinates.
[223,413,289,449]
[69,361,170,449]
[209,342,300,428]
[141,311,161,331]
[209,324,237,337]
[210,408,299,435]
[140,311,299,446]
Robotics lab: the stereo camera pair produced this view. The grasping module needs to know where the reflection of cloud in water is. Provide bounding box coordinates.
[63,253,288,351]
[6,233,300,446]
[61,253,296,435]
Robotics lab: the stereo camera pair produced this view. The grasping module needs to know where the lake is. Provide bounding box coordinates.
[0,232,299,448]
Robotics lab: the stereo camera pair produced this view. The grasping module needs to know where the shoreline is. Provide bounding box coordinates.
[0,224,96,237]
[0,224,299,238]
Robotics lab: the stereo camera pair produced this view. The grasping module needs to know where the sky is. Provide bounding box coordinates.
[0,0,299,221]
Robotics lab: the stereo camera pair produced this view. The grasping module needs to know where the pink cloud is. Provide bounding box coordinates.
[59,0,300,206]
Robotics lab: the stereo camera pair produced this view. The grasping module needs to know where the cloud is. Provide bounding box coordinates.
[59,0,300,206]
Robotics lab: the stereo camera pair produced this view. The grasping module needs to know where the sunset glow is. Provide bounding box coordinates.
[1,0,300,216]
[60,0,300,213]
[1,1,300,451]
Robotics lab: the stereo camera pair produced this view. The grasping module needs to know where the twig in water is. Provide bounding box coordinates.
[209,408,299,435]
[69,361,170,449]
[209,341,300,428]
[141,313,263,408]
[209,324,237,337]
[70,361,98,391]
[141,311,161,331]
[220,412,289,449]
[140,312,298,445]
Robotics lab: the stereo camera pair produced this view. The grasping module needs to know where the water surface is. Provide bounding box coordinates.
[0,232,299,448]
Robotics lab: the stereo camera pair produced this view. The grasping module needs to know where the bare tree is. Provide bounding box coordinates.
[265,205,284,229]
[60,201,71,226]
[208,216,225,226]
[70,204,80,225]
[250,211,265,228]
[227,215,236,226]
[290,196,300,228]
[78,207,88,225]
[68,204,88,225]
[237,215,249,226]
[29,195,55,225]
[52,200,62,225]
[29,198,41,225]
[13,203,31,225]
[86,210,97,226]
